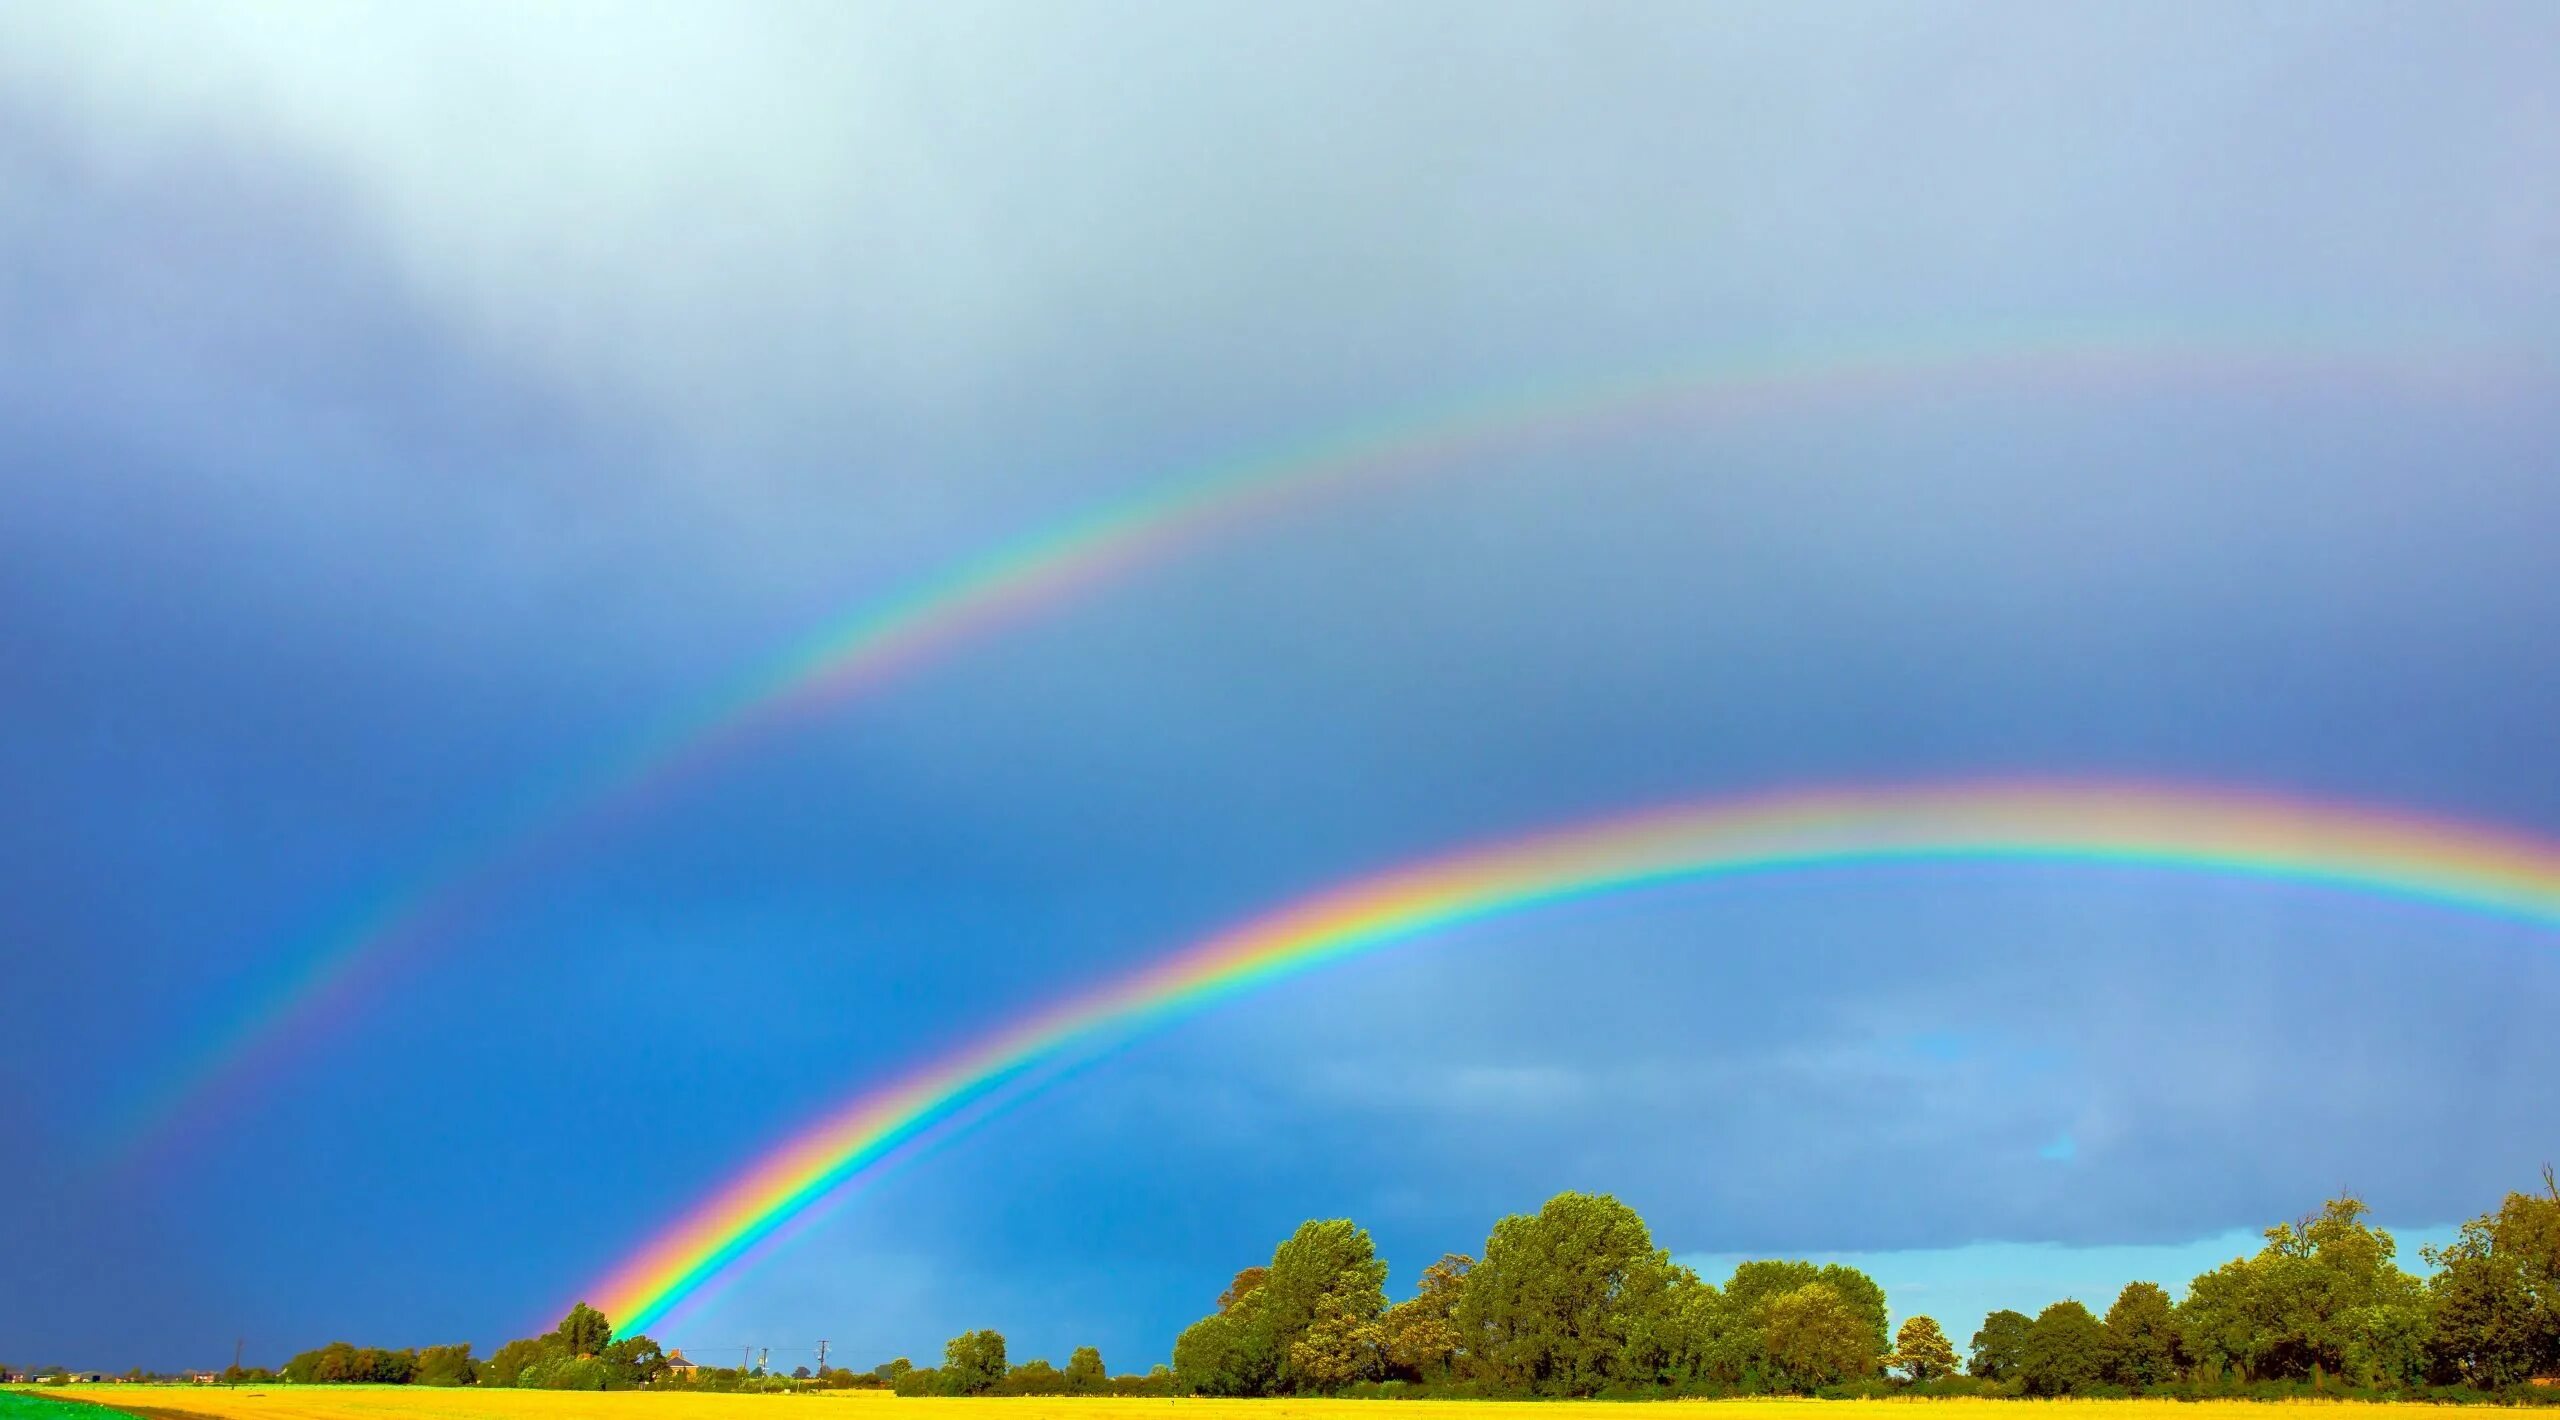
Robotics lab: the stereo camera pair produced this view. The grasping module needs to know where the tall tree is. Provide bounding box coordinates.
[1970,1309,2031,1380]
[555,1302,613,1357]
[1258,1219,1389,1391]
[1380,1254,1472,1382]
[2019,1300,2107,1396]
[2098,1282,2181,1387]
[1890,1316,1959,1383]
[2426,1169,2560,1387]
[940,1330,1007,1396]
[2179,1194,2430,1384]
[1066,1347,1106,1393]
[412,1344,477,1387]
[1456,1192,1684,1394]
[1760,1283,1876,1391]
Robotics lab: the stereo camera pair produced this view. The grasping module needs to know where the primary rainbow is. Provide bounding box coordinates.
[119,318,2510,1154]
[590,779,2560,1334]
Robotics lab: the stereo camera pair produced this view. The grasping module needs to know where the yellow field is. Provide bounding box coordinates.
[17,1388,2489,1420]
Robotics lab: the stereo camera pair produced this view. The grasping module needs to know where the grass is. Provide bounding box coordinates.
[5,1390,2511,1420]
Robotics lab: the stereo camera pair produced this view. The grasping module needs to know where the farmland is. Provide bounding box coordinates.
[6,1390,2514,1420]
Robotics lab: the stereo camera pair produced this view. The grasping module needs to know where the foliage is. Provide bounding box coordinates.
[1890,1315,1960,1382]
[1761,1283,1876,1390]
[938,1330,1008,1396]
[554,1302,612,1357]
[1066,1346,1107,1392]
[2099,1282,2182,1387]
[1176,1217,1388,1395]
[1379,1254,1472,1382]
[410,1344,476,1387]
[2177,1194,2430,1384]
[2426,1169,2560,1387]
[1970,1308,2031,1379]
[2019,1299,2107,1396]
[1457,1192,1682,1395]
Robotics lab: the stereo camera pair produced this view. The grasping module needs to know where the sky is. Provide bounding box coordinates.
[4,0,2559,1376]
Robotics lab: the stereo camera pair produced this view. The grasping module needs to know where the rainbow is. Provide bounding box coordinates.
[589,779,2560,1334]
[116,319,2516,1155]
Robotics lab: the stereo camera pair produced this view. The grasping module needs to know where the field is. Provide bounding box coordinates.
[5,1389,2504,1420]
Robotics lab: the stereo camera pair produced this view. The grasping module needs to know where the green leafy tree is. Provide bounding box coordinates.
[1002,1359,1061,1394]
[1456,1192,1685,1394]
[872,1358,913,1386]
[940,1330,1008,1396]
[555,1302,613,1357]
[1259,1218,1389,1391]
[412,1344,477,1387]
[1065,1346,1106,1393]
[1219,1267,1269,1314]
[1761,1283,1875,1391]
[1675,1259,1887,1388]
[1890,1316,1959,1383]
[2178,1194,2429,1383]
[1380,1254,1472,1381]
[2426,1169,2560,1387]
[484,1338,559,1388]
[1970,1308,2031,1379]
[2019,1300,2107,1396]
[2098,1282,2181,1387]
[602,1337,666,1387]
[1174,1312,1271,1397]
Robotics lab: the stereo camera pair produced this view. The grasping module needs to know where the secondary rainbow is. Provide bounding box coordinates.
[119,319,2513,1155]
[590,778,2560,1334]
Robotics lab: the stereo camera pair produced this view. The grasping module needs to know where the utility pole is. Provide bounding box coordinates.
[230,1340,243,1387]
[815,1340,828,1376]
[742,1346,752,1376]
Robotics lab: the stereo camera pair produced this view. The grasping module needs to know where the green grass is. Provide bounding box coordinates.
[0,1392,136,1420]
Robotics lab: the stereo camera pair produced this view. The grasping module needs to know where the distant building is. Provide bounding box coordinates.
[662,1352,699,1377]
[188,1373,220,1385]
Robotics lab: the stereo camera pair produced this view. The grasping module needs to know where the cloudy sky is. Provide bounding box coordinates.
[5,1,2557,1374]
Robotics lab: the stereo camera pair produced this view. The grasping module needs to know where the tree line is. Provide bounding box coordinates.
[137,1168,2557,1400]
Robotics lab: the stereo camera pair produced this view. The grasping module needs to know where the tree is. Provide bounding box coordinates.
[1457,1192,1684,1394]
[1260,1218,1389,1391]
[1219,1267,1269,1315]
[413,1344,477,1387]
[940,1331,1008,1396]
[2098,1282,2181,1387]
[2427,1169,2560,1387]
[2178,1194,2430,1384]
[1066,1347,1106,1393]
[1761,1283,1875,1391]
[1380,1254,1472,1381]
[1890,1316,1959,1383]
[1174,1313,1270,1397]
[555,1302,613,1357]
[2019,1300,2107,1396]
[1002,1359,1061,1394]
[602,1337,666,1388]
[484,1338,557,1388]
[872,1358,913,1387]
[1971,1308,2031,1379]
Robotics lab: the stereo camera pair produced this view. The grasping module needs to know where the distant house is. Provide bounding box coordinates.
[662,1352,699,1378]
[188,1373,219,1386]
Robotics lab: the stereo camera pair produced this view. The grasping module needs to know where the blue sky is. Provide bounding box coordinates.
[4,0,2558,1375]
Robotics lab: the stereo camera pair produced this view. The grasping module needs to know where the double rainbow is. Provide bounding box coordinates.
[119,320,2506,1154]
[591,779,2560,1334]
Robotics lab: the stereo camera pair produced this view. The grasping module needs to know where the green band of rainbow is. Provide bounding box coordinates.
[590,779,2560,1334]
